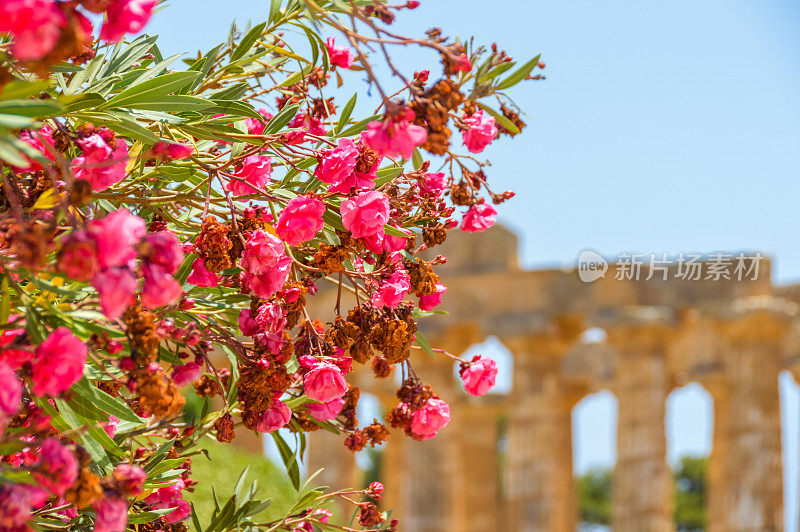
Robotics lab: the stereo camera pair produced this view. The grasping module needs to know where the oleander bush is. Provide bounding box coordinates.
[0,0,541,530]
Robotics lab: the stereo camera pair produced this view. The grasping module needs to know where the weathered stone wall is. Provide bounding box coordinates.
[302,226,800,531]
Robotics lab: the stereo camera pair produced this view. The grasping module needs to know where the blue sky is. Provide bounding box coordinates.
[148,0,800,527]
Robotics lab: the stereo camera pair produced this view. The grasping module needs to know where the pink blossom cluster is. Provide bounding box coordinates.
[460,201,497,233]
[70,130,130,191]
[0,0,156,61]
[276,195,325,245]
[238,300,287,354]
[315,136,383,194]
[144,480,192,524]
[363,109,427,160]
[227,154,273,196]
[240,230,292,298]
[409,398,450,440]
[58,209,184,318]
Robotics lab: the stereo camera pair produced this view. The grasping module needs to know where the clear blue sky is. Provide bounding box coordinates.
[148,1,800,528]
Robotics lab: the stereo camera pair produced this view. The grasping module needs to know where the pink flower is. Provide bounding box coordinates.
[246,108,273,135]
[57,230,99,281]
[410,398,450,440]
[94,267,138,319]
[454,54,472,73]
[0,325,30,370]
[307,397,344,421]
[340,190,390,239]
[241,230,287,276]
[93,497,127,532]
[461,110,497,154]
[325,37,354,69]
[288,111,327,136]
[372,269,410,308]
[87,209,146,268]
[71,135,130,191]
[227,155,272,196]
[363,118,427,159]
[419,172,446,197]
[303,362,348,403]
[0,0,65,60]
[237,309,260,336]
[103,415,119,437]
[254,301,287,334]
[113,464,146,496]
[315,138,358,185]
[0,365,21,415]
[418,283,446,311]
[16,126,56,171]
[0,483,48,528]
[171,363,201,387]
[33,439,78,495]
[100,0,157,42]
[187,257,218,287]
[0,363,22,416]
[142,231,184,273]
[150,142,193,161]
[276,196,325,245]
[239,232,293,298]
[368,481,384,499]
[31,328,86,397]
[459,355,498,396]
[460,202,497,233]
[163,499,191,524]
[256,400,292,433]
[144,481,191,523]
[141,263,183,309]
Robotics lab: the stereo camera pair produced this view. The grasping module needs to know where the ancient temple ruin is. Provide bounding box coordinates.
[306,226,800,532]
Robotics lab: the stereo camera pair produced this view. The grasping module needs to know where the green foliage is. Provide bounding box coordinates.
[576,455,708,530]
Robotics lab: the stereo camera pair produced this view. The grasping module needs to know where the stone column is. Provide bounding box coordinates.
[458,403,501,532]
[607,322,674,532]
[707,312,787,532]
[306,429,360,494]
[503,320,582,532]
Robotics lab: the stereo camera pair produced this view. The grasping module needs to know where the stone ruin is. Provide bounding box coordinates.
[302,225,800,532]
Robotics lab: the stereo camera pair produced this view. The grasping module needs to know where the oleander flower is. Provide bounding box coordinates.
[461,110,497,154]
[315,138,358,185]
[0,364,21,415]
[460,202,497,233]
[304,362,348,403]
[363,118,427,159]
[171,363,201,387]
[307,397,345,421]
[0,483,48,529]
[93,267,138,319]
[33,439,78,495]
[372,268,410,308]
[340,190,390,239]
[227,155,272,196]
[57,230,99,281]
[0,0,65,60]
[187,257,219,287]
[93,497,127,532]
[71,135,130,191]
[256,400,292,433]
[141,263,182,309]
[419,172,446,197]
[410,398,450,440]
[100,0,157,42]
[459,355,498,396]
[325,37,354,68]
[418,283,446,311]
[87,209,146,269]
[31,327,87,396]
[276,196,325,245]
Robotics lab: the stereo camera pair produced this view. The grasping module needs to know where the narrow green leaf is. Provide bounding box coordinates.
[476,102,520,135]
[495,54,541,90]
[100,71,201,110]
[232,22,267,61]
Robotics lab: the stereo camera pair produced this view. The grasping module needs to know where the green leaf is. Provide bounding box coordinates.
[374,166,404,186]
[100,71,201,110]
[478,60,516,83]
[128,508,178,524]
[495,54,541,90]
[411,147,424,170]
[232,22,267,61]
[0,80,51,100]
[415,330,435,357]
[333,93,357,135]
[270,432,300,490]
[60,93,106,112]
[339,114,382,137]
[71,378,143,423]
[268,0,283,24]
[127,95,214,113]
[55,399,111,470]
[264,103,300,134]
